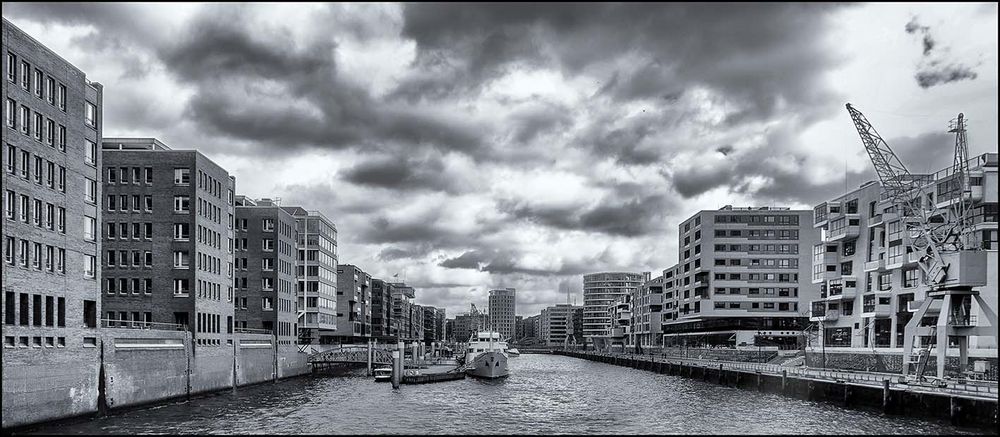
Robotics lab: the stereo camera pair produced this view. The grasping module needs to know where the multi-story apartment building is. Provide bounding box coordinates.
[810,153,997,351]
[540,304,583,347]
[629,275,665,348]
[101,138,235,346]
[233,196,297,345]
[334,264,371,343]
[582,271,648,346]
[420,305,437,345]
[2,18,104,428]
[434,307,446,344]
[488,287,516,340]
[660,206,819,349]
[281,206,337,344]
[452,311,484,343]
[519,314,540,343]
[370,278,395,341]
[390,282,416,341]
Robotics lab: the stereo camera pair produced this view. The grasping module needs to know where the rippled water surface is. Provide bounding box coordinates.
[24,354,988,434]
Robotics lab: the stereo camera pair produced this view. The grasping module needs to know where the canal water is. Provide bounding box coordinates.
[23,354,987,435]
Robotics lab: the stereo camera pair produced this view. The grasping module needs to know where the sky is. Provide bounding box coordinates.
[3,2,996,318]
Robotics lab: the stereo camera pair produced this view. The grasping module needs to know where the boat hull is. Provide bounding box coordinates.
[466,351,508,379]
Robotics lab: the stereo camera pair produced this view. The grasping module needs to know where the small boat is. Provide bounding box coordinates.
[464,331,509,379]
[507,348,521,357]
[373,367,393,382]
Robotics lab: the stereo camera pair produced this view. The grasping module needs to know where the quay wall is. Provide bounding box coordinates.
[557,351,998,429]
[804,349,999,380]
[2,330,311,430]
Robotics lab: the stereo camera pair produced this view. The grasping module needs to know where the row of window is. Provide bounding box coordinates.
[712,301,799,311]
[2,291,66,327]
[107,194,152,213]
[107,221,153,240]
[713,229,800,239]
[5,99,71,150]
[713,243,799,254]
[3,235,67,273]
[197,196,223,224]
[4,190,68,232]
[196,279,225,302]
[107,166,153,185]
[713,258,799,269]
[7,51,68,112]
[5,144,69,190]
[106,250,153,268]
[4,335,68,348]
[714,287,799,297]
[105,277,153,295]
[196,169,227,201]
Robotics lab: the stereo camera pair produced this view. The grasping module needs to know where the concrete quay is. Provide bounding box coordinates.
[558,350,998,429]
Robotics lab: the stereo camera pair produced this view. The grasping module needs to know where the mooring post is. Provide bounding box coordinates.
[949,396,961,426]
[781,370,787,393]
[882,379,891,412]
[393,340,403,389]
[756,371,762,391]
[367,340,373,376]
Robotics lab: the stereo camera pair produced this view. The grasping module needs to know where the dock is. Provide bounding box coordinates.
[558,350,998,428]
[400,362,466,384]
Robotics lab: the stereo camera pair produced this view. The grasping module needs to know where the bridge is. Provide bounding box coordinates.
[307,345,395,367]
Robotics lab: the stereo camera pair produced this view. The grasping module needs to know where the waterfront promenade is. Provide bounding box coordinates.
[558,350,999,428]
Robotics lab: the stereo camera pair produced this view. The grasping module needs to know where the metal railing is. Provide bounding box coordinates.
[101,319,186,331]
[566,350,998,398]
[234,327,273,335]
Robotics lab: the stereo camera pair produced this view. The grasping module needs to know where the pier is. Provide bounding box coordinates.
[558,350,998,428]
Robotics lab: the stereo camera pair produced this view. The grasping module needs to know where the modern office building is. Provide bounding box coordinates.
[101,138,235,346]
[661,206,820,349]
[452,310,485,343]
[334,264,371,343]
[281,206,338,344]
[629,275,666,349]
[488,287,516,340]
[370,278,395,341]
[421,305,437,345]
[2,19,104,427]
[540,304,583,347]
[435,307,446,344]
[809,153,997,350]
[582,271,648,346]
[233,196,297,345]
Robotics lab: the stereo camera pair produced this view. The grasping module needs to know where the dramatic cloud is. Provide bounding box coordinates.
[905,16,979,89]
[4,3,995,316]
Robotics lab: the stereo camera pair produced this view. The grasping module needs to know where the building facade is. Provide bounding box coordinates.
[629,275,665,348]
[582,271,648,346]
[540,304,583,347]
[488,287,516,340]
[281,206,338,344]
[452,311,484,343]
[334,264,371,343]
[370,278,395,341]
[101,138,235,346]
[810,153,997,351]
[2,19,104,427]
[390,282,416,341]
[661,206,820,349]
[233,196,297,345]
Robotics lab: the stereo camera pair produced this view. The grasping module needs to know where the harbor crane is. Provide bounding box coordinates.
[845,103,995,380]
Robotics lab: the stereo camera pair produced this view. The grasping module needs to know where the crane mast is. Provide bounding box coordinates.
[843,104,993,380]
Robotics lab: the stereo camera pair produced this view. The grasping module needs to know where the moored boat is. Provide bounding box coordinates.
[464,331,509,379]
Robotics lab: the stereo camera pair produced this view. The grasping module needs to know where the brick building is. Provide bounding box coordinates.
[101,138,235,347]
[234,196,297,345]
[2,19,104,426]
[334,264,371,343]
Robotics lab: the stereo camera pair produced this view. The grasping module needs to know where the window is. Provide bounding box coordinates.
[173,251,190,268]
[19,194,29,223]
[262,238,274,251]
[174,196,190,213]
[903,268,919,288]
[174,279,190,295]
[174,168,190,185]
[85,140,97,165]
[83,300,96,328]
[262,219,274,231]
[20,61,30,89]
[84,216,96,241]
[34,69,44,98]
[33,112,42,141]
[58,166,65,192]
[144,195,152,212]
[174,223,190,240]
[58,85,66,112]
[33,199,42,226]
[878,272,892,291]
[144,167,153,184]
[19,105,29,135]
[44,160,52,187]
[5,52,14,82]
[3,236,12,264]
[57,249,65,273]
[85,178,97,203]
[19,149,29,178]
[84,255,95,278]
[144,251,152,267]
[46,77,55,105]
[4,190,13,220]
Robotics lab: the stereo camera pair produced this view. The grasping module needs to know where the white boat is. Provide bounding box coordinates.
[507,348,521,357]
[373,367,393,382]
[464,331,509,379]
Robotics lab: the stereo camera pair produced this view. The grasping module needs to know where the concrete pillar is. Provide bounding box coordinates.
[367,340,373,376]
[391,349,401,389]
[936,296,952,379]
[412,342,419,367]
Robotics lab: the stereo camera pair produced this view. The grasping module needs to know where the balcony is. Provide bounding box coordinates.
[868,214,884,227]
[827,221,860,242]
[861,303,892,318]
[810,309,840,322]
[863,259,884,272]
[825,279,857,302]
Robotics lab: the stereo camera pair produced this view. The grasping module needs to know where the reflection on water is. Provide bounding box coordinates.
[23,354,987,435]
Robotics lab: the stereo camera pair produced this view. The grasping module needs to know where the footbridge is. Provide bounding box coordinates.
[307,345,394,370]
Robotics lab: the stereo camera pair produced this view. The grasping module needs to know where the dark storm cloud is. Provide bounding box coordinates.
[399,3,848,123]
[341,154,464,193]
[438,250,489,270]
[497,191,673,238]
[905,17,979,89]
[507,101,574,144]
[438,247,606,276]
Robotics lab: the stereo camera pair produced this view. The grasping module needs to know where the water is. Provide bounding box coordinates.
[23,354,987,435]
